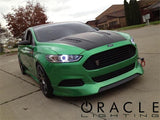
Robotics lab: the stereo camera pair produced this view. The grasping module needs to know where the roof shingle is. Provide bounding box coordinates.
[96,5,124,20]
[139,0,160,8]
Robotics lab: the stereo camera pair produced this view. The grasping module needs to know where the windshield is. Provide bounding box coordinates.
[33,22,97,42]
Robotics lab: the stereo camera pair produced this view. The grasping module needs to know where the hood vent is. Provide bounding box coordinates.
[61,38,82,43]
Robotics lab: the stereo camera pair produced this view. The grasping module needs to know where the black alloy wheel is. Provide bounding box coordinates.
[36,64,53,98]
[18,58,26,75]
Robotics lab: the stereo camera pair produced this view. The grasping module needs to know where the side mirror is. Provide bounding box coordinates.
[18,40,30,45]
[21,36,24,41]
[94,27,99,31]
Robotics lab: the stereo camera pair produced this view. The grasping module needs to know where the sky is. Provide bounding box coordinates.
[0,0,127,27]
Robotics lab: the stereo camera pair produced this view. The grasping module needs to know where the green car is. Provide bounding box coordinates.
[18,22,144,98]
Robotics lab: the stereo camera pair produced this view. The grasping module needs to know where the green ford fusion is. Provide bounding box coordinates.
[18,22,144,98]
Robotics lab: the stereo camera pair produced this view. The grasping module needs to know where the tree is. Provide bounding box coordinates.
[124,0,142,26]
[124,0,131,26]
[129,0,136,25]
[130,0,142,25]
[134,0,142,24]
[4,1,48,38]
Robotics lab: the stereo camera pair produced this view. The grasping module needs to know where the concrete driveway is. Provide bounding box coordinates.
[0,25,160,120]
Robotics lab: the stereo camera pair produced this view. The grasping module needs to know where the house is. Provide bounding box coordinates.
[139,0,160,21]
[86,1,159,30]
[86,20,97,27]
[93,5,126,29]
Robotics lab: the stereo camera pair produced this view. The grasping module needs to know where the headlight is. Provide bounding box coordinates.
[46,55,82,63]
[130,38,135,45]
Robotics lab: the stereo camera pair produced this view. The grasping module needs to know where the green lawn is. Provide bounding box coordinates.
[0,52,5,55]
[150,20,160,25]
[0,51,17,55]
[116,20,160,31]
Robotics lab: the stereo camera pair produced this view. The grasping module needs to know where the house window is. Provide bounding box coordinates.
[109,21,117,27]
[98,25,104,29]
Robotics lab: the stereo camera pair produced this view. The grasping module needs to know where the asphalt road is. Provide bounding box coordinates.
[0,25,160,120]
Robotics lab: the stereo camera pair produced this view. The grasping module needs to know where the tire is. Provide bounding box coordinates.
[36,64,53,98]
[18,58,26,75]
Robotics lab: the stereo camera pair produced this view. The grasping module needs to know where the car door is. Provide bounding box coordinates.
[20,30,35,74]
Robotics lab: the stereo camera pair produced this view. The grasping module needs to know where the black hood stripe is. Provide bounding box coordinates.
[52,31,126,50]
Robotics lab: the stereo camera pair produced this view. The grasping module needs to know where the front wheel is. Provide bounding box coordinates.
[36,64,53,98]
[18,58,26,75]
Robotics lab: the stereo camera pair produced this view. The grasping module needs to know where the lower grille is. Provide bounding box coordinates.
[59,79,84,87]
[83,45,136,70]
[92,63,135,82]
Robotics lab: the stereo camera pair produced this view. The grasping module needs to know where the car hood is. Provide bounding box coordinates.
[51,30,128,50]
[37,30,130,55]
[36,42,86,55]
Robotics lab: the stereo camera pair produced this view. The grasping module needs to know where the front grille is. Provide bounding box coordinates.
[92,63,135,82]
[83,45,136,70]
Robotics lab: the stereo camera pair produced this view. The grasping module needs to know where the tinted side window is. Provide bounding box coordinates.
[21,31,25,41]
[26,31,33,45]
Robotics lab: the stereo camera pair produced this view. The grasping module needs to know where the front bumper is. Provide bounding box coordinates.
[45,58,143,97]
[43,42,144,97]
[99,73,140,93]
